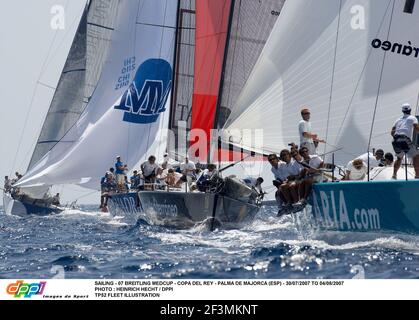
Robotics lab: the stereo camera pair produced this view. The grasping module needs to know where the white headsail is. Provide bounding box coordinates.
[28,0,119,169]
[223,0,419,164]
[18,0,178,189]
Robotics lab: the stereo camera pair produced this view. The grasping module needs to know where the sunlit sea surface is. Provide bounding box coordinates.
[0,205,418,279]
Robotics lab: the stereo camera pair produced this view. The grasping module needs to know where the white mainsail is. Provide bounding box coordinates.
[18,0,178,189]
[223,0,419,164]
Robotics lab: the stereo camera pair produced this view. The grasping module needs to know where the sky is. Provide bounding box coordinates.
[0,0,99,204]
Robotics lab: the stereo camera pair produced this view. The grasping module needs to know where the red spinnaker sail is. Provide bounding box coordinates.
[191,0,232,159]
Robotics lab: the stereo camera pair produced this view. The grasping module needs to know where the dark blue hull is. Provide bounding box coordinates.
[107,192,142,216]
[106,190,260,229]
[3,193,63,217]
[138,191,260,229]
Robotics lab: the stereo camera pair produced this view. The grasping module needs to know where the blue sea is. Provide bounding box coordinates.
[0,205,418,279]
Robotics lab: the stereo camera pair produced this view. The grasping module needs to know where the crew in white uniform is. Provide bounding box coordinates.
[352,149,384,169]
[268,154,286,214]
[175,156,197,188]
[391,103,419,179]
[345,159,368,181]
[298,107,325,155]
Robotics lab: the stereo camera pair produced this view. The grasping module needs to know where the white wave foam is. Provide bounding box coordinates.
[280,236,419,254]
[59,208,111,218]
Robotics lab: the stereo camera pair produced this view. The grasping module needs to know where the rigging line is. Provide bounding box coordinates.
[19,2,92,172]
[225,0,241,115]
[20,11,91,172]
[371,131,391,139]
[126,1,143,164]
[415,91,419,117]
[10,0,73,175]
[323,0,343,157]
[214,0,235,131]
[334,0,393,145]
[209,0,228,98]
[72,190,98,202]
[37,81,57,90]
[145,0,170,157]
[184,1,195,119]
[38,1,85,80]
[325,145,358,159]
[171,1,195,142]
[367,0,396,156]
[237,0,246,87]
[158,6,177,161]
[168,0,181,142]
[23,1,120,173]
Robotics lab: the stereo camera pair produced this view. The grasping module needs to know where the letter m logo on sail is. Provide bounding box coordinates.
[114,59,172,124]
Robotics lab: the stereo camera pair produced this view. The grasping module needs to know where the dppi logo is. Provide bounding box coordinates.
[114,58,172,124]
[6,280,46,298]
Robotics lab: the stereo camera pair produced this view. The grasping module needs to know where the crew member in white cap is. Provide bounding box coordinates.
[391,103,419,179]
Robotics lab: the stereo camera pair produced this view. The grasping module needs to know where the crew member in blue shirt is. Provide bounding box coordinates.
[115,156,127,189]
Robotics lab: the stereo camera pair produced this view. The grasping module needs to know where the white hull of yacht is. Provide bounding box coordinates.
[3,192,28,216]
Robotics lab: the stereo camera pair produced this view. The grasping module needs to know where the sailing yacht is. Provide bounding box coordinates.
[221,0,419,233]
[5,0,174,215]
[4,0,120,216]
[114,0,284,228]
[5,0,275,228]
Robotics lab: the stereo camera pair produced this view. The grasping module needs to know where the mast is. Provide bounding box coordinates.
[213,0,235,133]
[168,0,182,133]
[210,0,236,164]
[168,0,196,160]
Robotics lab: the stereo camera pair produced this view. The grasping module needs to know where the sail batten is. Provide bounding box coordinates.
[87,22,115,30]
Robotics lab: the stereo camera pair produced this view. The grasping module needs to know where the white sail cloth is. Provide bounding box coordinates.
[29,0,119,169]
[17,0,177,189]
[224,0,419,164]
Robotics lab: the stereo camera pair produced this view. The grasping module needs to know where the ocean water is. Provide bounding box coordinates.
[0,205,418,279]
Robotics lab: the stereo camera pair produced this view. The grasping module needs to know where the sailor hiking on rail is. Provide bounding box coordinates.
[391,103,419,179]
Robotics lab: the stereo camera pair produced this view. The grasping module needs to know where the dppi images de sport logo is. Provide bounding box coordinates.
[114,58,172,124]
[6,280,46,298]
